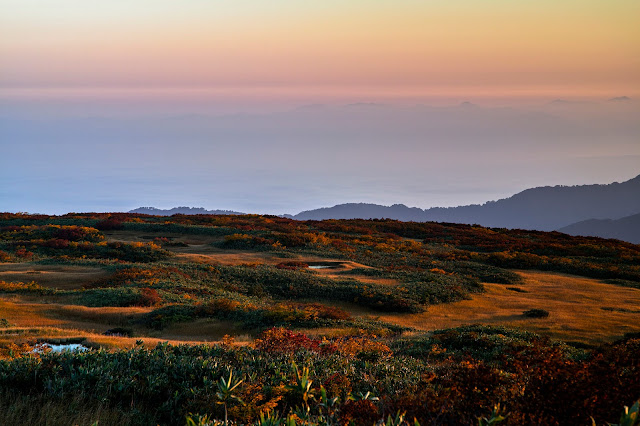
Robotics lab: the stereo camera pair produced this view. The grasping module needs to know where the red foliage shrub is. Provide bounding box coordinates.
[136,287,162,307]
[14,247,33,259]
[54,227,89,241]
[254,327,321,354]
[305,303,351,320]
[1,226,21,233]
[198,298,244,315]
[329,337,392,358]
[42,238,70,249]
[322,373,352,400]
[84,266,188,289]
[340,400,379,426]
[95,217,124,231]
[273,233,307,248]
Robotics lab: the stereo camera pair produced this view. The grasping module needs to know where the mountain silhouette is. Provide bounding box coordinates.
[292,174,640,232]
[608,96,631,102]
[129,206,245,216]
[558,213,640,244]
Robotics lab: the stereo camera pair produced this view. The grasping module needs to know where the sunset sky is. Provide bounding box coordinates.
[1,1,639,214]
[2,0,639,95]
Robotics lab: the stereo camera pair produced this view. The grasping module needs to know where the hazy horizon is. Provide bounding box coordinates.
[2,1,639,215]
[2,98,639,216]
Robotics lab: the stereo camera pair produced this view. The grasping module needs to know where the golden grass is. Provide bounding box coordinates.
[0,295,252,348]
[0,262,108,290]
[0,297,154,329]
[369,270,640,344]
[0,297,62,327]
[156,318,252,342]
[323,273,399,286]
[4,232,640,348]
[0,325,237,350]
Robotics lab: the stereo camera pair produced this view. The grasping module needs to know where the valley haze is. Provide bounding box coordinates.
[2,98,639,216]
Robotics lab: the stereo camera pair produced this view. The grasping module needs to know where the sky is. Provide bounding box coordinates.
[1,1,639,214]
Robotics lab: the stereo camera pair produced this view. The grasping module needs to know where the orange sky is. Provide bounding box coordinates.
[1,1,639,97]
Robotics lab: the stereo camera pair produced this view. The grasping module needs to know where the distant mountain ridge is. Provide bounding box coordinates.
[283,204,427,222]
[129,206,245,216]
[558,213,640,244]
[129,174,640,243]
[292,174,640,232]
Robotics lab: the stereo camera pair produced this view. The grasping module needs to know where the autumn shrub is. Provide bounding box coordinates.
[53,226,103,242]
[137,287,162,306]
[143,304,199,330]
[221,234,274,250]
[264,303,351,325]
[0,280,54,295]
[141,298,363,331]
[392,324,569,362]
[0,343,36,360]
[95,217,124,231]
[93,241,172,262]
[275,261,309,270]
[13,247,33,259]
[0,225,102,242]
[330,337,392,359]
[77,287,160,308]
[0,331,635,425]
[271,233,308,248]
[340,399,379,425]
[378,361,511,425]
[85,266,188,289]
[5,239,170,262]
[253,327,321,354]
[322,373,352,401]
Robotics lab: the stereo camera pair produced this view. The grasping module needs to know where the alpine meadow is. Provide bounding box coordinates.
[1,1,639,425]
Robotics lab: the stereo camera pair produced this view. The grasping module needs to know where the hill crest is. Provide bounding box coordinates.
[292,174,640,233]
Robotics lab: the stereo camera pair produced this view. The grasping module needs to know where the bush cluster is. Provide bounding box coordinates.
[0,327,636,425]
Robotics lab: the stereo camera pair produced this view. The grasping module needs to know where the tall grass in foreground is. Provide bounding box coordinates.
[0,391,143,426]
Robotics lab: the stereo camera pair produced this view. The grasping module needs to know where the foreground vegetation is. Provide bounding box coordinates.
[0,326,639,425]
[0,212,638,424]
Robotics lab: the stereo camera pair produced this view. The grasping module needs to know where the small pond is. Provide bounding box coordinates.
[33,343,90,353]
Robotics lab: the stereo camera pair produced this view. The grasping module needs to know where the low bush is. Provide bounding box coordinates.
[95,217,124,231]
[523,308,550,318]
[0,330,635,425]
[76,287,164,308]
[275,261,309,270]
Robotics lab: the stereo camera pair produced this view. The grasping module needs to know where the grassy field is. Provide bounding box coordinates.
[1,237,637,345]
[0,213,638,425]
[373,270,640,344]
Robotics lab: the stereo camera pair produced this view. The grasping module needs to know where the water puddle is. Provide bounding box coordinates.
[34,343,90,353]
